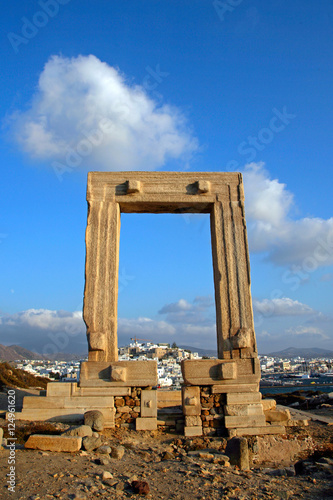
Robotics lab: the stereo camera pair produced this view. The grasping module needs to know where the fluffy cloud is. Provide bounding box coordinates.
[253,298,315,317]
[286,325,329,340]
[9,55,198,173]
[0,298,217,354]
[158,296,215,326]
[243,163,333,268]
[0,309,86,355]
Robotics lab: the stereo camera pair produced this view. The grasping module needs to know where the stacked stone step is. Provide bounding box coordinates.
[225,392,285,437]
[114,388,141,428]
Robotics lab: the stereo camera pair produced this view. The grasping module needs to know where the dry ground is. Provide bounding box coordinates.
[0,389,333,500]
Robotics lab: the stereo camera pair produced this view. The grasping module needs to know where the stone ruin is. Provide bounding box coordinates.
[17,171,287,437]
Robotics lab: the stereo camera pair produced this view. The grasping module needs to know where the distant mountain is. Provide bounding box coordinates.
[0,344,45,361]
[0,344,86,362]
[180,345,217,358]
[266,347,333,359]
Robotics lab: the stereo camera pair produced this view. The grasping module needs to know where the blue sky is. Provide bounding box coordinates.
[0,0,332,355]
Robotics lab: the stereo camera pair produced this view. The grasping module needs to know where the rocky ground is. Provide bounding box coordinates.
[0,389,333,500]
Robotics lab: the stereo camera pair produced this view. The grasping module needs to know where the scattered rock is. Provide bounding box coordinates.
[102,471,113,480]
[225,437,250,470]
[97,445,111,454]
[162,451,174,460]
[84,410,105,432]
[96,456,110,465]
[111,445,125,460]
[82,436,103,452]
[62,425,93,438]
[131,480,150,495]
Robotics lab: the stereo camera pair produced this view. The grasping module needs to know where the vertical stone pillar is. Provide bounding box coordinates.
[210,175,257,359]
[83,198,120,362]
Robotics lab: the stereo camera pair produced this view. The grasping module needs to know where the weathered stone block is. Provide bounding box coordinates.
[80,360,157,387]
[212,384,259,394]
[182,386,201,416]
[184,426,203,437]
[226,392,262,405]
[25,435,82,453]
[225,415,266,429]
[111,366,127,382]
[228,425,286,437]
[46,382,74,397]
[141,390,157,418]
[265,409,291,423]
[225,437,250,470]
[181,359,260,386]
[136,417,157,431]
[218,362,237,380]
[185,415,202,427]
[224,403,264,417]
[262,399,276,411]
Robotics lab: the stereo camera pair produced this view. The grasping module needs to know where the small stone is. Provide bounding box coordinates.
[98,456,110,466]
[102,471,113,480]
[63,425,93,438]
[162,451,174,460]
[82,436,103,452]
[111,445,125,460]
[97,445,111,454]
[84,410,105,432]
[131,480,150,496]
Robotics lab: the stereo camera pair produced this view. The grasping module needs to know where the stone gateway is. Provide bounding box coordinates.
[16,172,287,437]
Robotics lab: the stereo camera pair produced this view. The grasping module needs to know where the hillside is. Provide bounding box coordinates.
[267,347,333,359]
[0,362,48,390]
[0,343,86,362]
[0,344,44,361]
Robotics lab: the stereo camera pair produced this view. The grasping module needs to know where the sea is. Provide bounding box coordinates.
[260,377,333,395]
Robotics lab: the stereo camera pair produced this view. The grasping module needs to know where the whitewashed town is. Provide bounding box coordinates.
[13,339,333,390]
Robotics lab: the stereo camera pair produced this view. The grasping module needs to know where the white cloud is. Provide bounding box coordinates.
[8,54,198,172]
[118,317,176,338]
[158,299,192,314]
[286,325,329,340]
[0,309,86,355]
[253,297,315,317]
[243,163,333,268]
